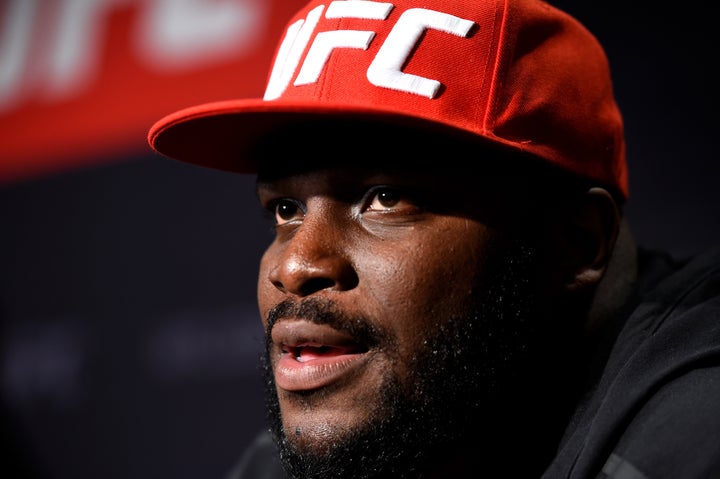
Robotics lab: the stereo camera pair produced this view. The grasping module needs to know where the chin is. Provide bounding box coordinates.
[278,405,374,453]
[275,375,398,453]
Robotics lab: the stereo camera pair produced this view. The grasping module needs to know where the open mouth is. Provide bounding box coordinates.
[284,343,367,362]
[272,321,371,392]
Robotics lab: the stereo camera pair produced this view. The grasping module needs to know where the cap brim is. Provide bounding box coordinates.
[148,98,494,174]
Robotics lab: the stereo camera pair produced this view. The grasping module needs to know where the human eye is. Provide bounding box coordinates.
[267,198,305,226]
[364,186,421,214]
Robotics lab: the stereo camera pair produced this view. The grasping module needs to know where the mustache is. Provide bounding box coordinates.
[265,298,387,349]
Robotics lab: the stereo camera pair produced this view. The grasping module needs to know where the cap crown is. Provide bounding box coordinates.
[149,0,627,199]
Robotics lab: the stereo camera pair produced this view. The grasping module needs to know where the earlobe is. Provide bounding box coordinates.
[563,187,621,293]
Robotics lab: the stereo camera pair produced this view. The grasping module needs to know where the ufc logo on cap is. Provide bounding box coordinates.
[264,1,476,101]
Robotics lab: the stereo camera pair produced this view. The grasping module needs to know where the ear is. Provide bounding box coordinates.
[551,187,621,294]
[564,187,620,292]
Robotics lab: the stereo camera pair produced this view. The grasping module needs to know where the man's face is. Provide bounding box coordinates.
[255,162,553,478]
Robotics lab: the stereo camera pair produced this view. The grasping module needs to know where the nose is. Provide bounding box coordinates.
[266,216,358,297]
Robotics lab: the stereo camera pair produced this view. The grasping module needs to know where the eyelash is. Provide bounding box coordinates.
[265,198,304,226]
[264,186,419,226]
[366,186,404,211]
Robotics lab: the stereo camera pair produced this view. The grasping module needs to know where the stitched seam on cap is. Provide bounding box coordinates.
[481,0,509,133]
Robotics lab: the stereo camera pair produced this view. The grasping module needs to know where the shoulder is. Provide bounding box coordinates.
[618,245,720,364]
[606,247,720,478]
[545,246,720,479]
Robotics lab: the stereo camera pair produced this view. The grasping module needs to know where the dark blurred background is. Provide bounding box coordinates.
[1,1,718,478]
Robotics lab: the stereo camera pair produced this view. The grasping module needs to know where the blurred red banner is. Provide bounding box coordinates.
[0,0,304,184]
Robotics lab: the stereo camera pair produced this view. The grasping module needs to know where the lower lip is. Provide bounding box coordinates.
[274,351,367,391]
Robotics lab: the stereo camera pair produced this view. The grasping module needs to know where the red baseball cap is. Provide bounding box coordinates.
[148,0,628,200]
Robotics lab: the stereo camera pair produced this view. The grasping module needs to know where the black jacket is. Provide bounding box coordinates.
[544,246,720,478]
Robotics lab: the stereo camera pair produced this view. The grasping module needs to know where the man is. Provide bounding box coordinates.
[148,0,720,478]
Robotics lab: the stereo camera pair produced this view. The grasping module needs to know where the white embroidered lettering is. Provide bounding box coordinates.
[295,1,393,88]
[264,5,325,100]
[367,8,475,99]
[263,3,475,101]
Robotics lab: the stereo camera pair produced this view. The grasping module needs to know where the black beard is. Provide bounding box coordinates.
[260,240,576,479]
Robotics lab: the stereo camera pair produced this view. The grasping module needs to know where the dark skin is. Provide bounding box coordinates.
[252,127,627,478]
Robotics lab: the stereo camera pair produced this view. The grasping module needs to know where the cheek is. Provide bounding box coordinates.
[357,221,496,350]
